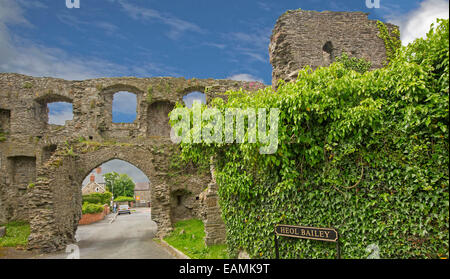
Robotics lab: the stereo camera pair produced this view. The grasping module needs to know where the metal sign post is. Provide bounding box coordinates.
[274,224,340,259]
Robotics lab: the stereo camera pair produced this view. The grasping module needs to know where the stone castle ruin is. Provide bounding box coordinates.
[270,10,398,85]
[0,10,398,252]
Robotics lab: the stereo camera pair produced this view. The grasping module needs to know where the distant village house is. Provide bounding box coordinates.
[82,167,106,195]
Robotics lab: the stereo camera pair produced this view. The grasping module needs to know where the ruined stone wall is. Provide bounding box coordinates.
[0,73,262,251]
[0,9,400,253]
[269,10,399,85]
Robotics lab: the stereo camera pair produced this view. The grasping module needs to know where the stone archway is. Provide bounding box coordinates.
[75,146,172,237]
[27,144,172,252]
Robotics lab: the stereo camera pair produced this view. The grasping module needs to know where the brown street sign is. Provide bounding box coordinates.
[275,224,338,242]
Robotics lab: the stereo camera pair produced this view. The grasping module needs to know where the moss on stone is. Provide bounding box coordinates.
[147,86,153,104]
[50,158,63,168]
[22,82,33,89]
[64,146,77,157]
[36,177,49,183]
[77,140,134,150]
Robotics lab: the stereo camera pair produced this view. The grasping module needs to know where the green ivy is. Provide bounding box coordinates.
[172,20,449,259]
[377,21,402,64]
[335,53,372,74]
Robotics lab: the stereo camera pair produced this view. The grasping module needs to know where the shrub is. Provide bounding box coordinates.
[82,202,105,214]
[82,195,102,204]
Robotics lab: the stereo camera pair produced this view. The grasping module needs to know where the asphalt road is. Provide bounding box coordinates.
[41,207,175,259]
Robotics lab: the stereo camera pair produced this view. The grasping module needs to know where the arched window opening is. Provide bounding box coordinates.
[47,102,73,125]
[112,91,137,123]
[322,41,334,65]
[183,91,206,108]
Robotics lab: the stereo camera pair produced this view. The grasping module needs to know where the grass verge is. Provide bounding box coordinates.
[164,219,228,259]
[0,221,30,248]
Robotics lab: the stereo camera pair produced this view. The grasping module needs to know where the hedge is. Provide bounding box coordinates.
[82,192,112,205]
[114,196,135,202]
[172,20,449,258]
[82,202,105,214]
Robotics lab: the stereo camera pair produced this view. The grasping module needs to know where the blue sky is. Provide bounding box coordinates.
[1,0,448,84]
[1,0,448,180]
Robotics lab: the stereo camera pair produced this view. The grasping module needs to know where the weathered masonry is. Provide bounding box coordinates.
[0,73,261,252]
[269,10,399,85]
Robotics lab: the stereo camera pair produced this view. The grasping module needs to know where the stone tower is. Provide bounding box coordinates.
[269,10,399,85]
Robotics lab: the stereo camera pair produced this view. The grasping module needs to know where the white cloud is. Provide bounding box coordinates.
[57,13,123,37]
[227,73,265,83]
[387,0,449,45]
[257,2,272,12]
[15,0,48,9]
[202,42,227,50]
[1,38,131,80]
[112,91,137,114]
[0,0,30,26]
[225,29,271,63]
[116,0,205,40]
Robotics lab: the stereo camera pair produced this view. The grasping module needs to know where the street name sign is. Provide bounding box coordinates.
[274,224,340,259]
[275,224,338,242]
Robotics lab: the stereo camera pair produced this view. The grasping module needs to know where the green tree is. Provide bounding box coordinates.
[104,172,135,198]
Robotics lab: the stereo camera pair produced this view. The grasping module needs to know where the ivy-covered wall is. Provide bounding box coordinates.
[175,19,449,259]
